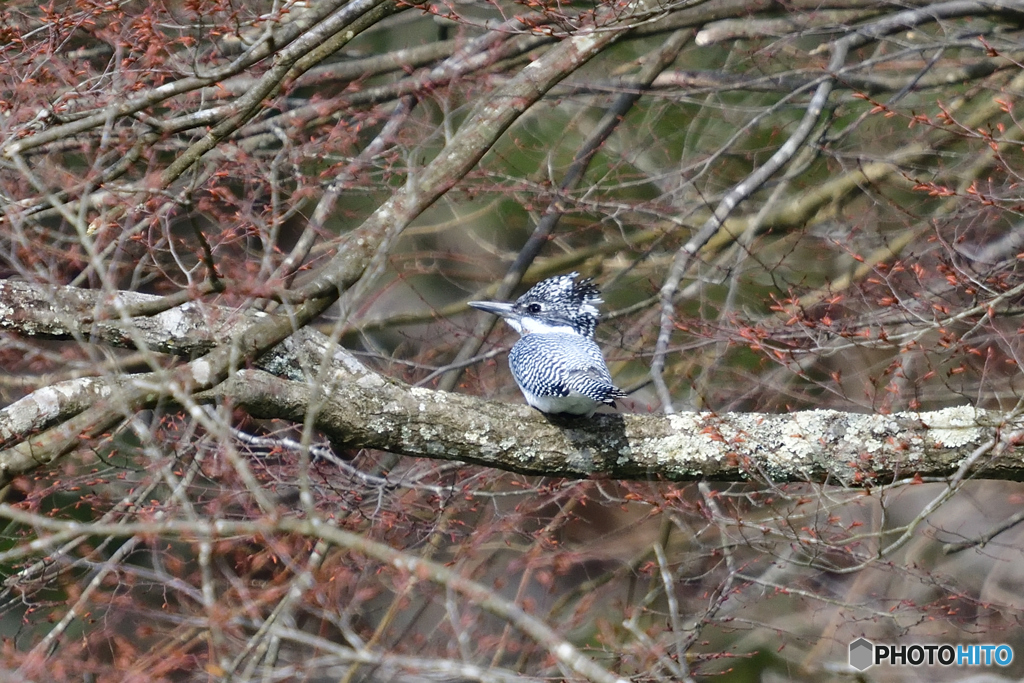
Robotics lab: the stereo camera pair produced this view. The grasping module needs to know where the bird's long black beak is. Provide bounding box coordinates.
[468,300,515,318]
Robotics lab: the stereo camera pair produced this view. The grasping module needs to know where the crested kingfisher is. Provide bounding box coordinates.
[469,272,626,417]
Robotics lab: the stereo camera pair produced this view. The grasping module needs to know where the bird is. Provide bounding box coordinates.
[468,272,627,417]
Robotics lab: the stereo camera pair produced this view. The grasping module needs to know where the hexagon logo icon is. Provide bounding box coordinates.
[849,638,874,671]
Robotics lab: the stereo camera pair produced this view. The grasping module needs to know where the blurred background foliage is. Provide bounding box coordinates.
[2,0,1024,680]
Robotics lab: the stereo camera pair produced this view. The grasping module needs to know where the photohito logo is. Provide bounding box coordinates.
[849,638,1014,671]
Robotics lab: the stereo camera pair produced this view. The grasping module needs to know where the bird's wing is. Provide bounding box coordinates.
[510,334,624,402]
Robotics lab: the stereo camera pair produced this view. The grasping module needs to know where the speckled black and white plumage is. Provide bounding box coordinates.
[510,273,602,338]
[508,332,627,416]
[468,272,627,417]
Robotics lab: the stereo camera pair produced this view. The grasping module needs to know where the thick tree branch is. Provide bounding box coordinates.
[2,280,1022,485]
[215,367,1023,485]
[6,1,1024,678]
[0,0,652,484]
[0,280,239,355]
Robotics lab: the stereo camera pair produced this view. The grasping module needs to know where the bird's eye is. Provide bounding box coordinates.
[526,303,543,314]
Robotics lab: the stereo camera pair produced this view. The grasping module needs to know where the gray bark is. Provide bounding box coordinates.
[2,280,1018,485]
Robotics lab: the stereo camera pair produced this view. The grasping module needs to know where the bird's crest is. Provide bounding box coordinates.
[514,272,603,337]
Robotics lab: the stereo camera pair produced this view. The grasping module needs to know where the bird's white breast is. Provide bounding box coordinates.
[521,389,600,417]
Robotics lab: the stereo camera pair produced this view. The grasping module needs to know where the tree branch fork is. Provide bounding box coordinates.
[1,280,1020,487]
